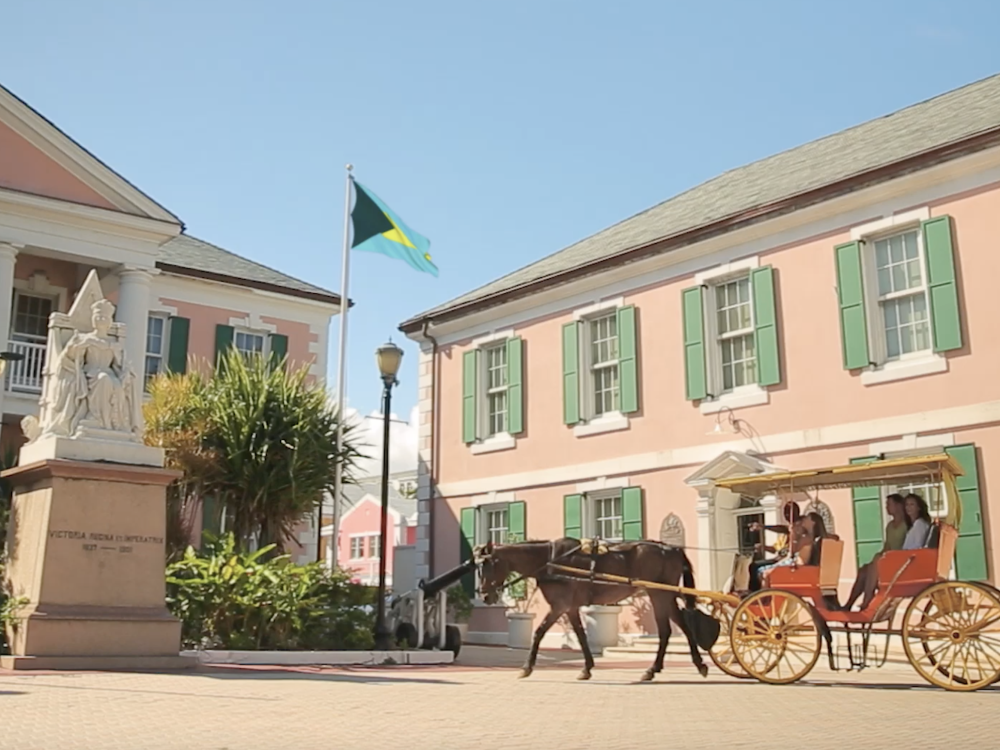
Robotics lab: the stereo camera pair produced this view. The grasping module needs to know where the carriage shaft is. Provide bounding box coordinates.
[546,563,739,606]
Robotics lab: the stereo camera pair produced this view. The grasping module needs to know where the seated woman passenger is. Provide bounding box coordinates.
[758,512,834,588]
[747,502,801,592]
[843,493,908,611]
[847,492,933,611]
[902,492,933,549]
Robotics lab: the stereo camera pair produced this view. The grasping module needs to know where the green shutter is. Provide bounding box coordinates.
[851,456,883,567]
[946,444,987,581]
[462,350,478,444]
[922,216,963,353]
[682,286,707,401]
[563,494,583,538]
[507,500,529,597]
[214,324,235,367]
[621,487,644,541]
[166,317,190,374]
[617,305,639,414]
[506,337,523,435]
[459,506,477,595]
[269,333,288,369]
[751,266,781,387]
[834,241,871,370]
[562,322,580,425]
[507,500,526,542]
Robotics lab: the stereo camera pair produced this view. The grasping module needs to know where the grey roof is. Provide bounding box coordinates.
[404,72,1000,326]
[157,234,341,304]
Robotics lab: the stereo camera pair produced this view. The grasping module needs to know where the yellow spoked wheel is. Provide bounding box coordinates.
[731,589,821,685]
[706,600,749,679]
[902,581,1000,692]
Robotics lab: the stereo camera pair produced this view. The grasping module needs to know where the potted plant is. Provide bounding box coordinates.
[504,576,537,649]
[581,599,623,651]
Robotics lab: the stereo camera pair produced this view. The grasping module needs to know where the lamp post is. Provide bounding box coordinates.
[373,339,404,650]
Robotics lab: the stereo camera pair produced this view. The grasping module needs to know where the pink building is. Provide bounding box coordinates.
[400,74,1000,642]
[323,473,418,587]
[0,82,340,563]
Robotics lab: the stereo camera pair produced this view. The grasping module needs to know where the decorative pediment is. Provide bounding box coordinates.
[684,450,784,487]
[0,83,179,224]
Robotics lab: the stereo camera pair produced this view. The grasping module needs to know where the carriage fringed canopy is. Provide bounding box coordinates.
[712,453,963,529]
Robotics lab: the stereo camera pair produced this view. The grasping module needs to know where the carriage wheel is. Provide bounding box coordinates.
[730,589,821,685]
[705,600,749,679]
[902,581,1000,692]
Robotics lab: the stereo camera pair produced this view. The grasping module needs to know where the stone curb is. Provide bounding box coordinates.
[181,649,455,666]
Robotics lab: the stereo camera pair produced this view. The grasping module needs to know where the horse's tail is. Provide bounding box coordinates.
[680,550,697,609]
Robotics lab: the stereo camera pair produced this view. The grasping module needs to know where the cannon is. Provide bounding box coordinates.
[386,559,476,657]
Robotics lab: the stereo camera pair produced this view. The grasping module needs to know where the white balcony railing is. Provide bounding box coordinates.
[6,340,46,394]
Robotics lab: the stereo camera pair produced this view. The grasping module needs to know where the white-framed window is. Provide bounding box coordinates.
[368,535,381,559]
[484,504,509,545]
[349,536,364,559]
[234,330,267,360]
[11,292,53,342]
[482,342,508,437]
[866,228,931,362]
[145,315,168,387]
[592,492,623,542]
[710,276,757,393]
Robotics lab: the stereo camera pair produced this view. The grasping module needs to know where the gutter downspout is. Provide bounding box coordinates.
[421,320,439,577]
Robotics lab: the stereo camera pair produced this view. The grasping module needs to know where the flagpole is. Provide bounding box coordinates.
[326,164,354,568]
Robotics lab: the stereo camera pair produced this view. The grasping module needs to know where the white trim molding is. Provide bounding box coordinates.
[694,255,759,285]
[849,207,930,241]
[860,354,948,386]
[573,296,624,321]
[576,476,631,494]
[573,410,629,437]
[471,328,515,348]
[438,398,1000,497]
[470,432,516,455]
[699,386,769,414]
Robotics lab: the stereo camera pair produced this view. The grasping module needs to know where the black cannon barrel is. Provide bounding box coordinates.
[418,559,477,597]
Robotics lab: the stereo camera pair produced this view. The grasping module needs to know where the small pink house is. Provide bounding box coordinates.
[0,81,340,563]
[323,473,417,587]
[400,73,1000,642]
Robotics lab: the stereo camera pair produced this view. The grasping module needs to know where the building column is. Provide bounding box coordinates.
[115,267,154,380]
[414,341,435,580]
[0,243,20,441]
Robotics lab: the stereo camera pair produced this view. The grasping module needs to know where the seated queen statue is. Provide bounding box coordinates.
[22,272,143,447]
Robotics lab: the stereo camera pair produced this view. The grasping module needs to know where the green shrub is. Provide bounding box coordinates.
[0,564,27,656]
[166,532,375,651]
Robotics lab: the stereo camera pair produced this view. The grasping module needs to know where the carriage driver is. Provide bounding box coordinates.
[746,502,802,592]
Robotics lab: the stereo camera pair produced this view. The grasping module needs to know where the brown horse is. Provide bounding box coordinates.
[476,537,710,682]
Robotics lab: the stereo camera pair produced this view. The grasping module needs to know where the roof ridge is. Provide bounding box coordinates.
[402,70,1000,328]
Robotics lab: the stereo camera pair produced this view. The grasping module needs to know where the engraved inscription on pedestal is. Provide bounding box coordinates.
[19,269,164,467]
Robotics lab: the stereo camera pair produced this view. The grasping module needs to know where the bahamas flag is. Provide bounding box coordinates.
[351,181,438,277]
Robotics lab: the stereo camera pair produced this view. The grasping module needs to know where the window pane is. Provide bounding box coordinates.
[874,230,922,296]
[487,508,509,544]
[13,295,53,339]
[715,278,753,336]
[881,294,930,359]
[720,333,756,392]
[146,316,165,356]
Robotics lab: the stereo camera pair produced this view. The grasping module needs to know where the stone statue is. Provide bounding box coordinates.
[21,270,145,453]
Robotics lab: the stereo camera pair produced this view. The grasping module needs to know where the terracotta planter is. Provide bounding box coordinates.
[505,612,535,649]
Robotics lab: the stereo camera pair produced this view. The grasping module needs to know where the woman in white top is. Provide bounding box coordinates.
[901,493,933,550]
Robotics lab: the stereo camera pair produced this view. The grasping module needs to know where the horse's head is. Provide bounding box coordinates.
[473,540,511,605]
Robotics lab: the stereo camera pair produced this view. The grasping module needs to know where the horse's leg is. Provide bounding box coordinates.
[519,609,563,679]
[566,608,595,681]
[640,593,671,682]
[667,596,709,679]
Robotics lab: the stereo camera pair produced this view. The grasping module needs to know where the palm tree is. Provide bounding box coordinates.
[145,348,361,557]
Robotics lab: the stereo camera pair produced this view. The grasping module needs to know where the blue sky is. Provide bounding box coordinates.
[5,0,1000,420]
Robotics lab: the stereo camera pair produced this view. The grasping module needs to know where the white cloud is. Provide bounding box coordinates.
[338,402,418,479]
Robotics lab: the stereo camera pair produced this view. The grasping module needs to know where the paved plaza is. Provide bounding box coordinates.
[0,646,995,750]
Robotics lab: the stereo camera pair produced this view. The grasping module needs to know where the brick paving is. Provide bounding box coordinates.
[0,646,995,750]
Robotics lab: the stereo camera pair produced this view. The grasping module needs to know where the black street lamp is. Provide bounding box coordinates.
[373,339,404,650]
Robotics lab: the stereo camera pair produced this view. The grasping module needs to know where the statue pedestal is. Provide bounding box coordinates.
[1,459,193,671]
[18,433,165,468]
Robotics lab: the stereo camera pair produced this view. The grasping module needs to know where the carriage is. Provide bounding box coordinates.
[500,453,1000,691]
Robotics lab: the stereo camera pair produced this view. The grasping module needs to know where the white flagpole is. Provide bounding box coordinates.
[328,164,354,568]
